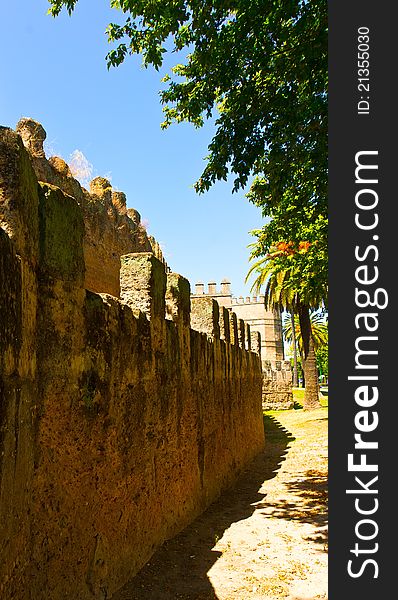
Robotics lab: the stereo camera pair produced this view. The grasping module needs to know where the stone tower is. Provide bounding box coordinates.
[192,279,284,360]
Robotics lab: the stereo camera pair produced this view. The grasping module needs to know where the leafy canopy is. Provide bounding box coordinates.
[49,0,328,309]
[48,0,327,196]
[246,203,328,309]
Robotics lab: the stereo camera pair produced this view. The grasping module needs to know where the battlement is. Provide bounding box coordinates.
[232,295,266,305]
[192,281,267,306]
[0,122,264,599]
[13,117,169,297]
[192,279,284,361]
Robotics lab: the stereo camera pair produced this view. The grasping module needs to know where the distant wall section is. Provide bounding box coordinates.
[192,281,293,410]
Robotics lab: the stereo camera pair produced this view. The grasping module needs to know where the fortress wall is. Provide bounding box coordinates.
[15,118,153,298]
[0,127,40,597]
[0,126,264,599]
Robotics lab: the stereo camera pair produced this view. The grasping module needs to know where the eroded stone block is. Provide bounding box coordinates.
[38,183,85,284]
[219,306,230,343]
[166,272,190,328]
[120,252,166,321]
[190,296,220,339]
[238,319,245,349]
[229,311,238,345]
[250,330,261,356]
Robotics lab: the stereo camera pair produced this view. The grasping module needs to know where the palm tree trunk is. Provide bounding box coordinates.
[290,309,299,387]
[297,302,320,410]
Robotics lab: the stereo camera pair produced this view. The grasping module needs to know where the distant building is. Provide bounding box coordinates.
[191,279,284,361]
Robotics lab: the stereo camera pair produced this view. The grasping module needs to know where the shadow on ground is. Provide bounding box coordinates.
[256,470,328,541]
[255,416,328,548]
[112,416,294,599]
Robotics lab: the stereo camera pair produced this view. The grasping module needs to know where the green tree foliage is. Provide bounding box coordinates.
[316,344,328,380]
[283,311,328,355]
[49,0,328,405]
[49,0,328,294]
[246,251,323,410]
[48,0,327,196]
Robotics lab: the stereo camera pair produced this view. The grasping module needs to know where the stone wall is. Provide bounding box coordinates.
[14,117,169,298]
[191,282,293,409]
[191,282,285,361]
[262,360,294,411]
[0,125,264,599]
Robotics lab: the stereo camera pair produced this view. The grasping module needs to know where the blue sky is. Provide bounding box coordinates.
[1,0,265,297]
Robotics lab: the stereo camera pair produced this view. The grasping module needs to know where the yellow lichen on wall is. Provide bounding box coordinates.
[0,124,264,600]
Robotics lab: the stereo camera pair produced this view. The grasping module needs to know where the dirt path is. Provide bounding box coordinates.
[113,407,328,600]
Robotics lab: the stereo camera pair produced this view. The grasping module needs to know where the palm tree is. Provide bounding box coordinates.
[246,253,322,410]
[283,311,328,389]
[283,311,328,355]
[287,308,299,387]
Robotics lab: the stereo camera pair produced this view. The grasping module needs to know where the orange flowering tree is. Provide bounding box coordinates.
[246,190,327,409]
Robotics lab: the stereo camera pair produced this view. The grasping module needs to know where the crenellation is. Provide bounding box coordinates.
[14,117,156,298]
[194,281,205,295]
[89,176,113,207]
[0,121,264,599]
[189,278,292,407]
[15,117,46,158]
[165,271,191,329]
[112,190,128,215]
[250,330,261,356]
[219,306,231,343]
[238,318,245,349]
[245,323,251,351]
[208,281,217,295]
[229,311,238,346]
[190,296,220,340]
[38,183,85,285]
[220,278,231,295]
[0,126,40,262]
[120,252,166,330]
[126,207,141,224]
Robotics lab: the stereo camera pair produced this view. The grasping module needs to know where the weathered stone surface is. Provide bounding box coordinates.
[0,126,40,261]
[15,118,154,298]
[190,282,292,404]
[120,252,166,318]
[229,311,238,346]
[112,191,127,215]
[191,283,285,361]
[237,318,246,349]
[219,306,230,343]
[0,121,265,600]
[38,183,85,284]
[190,296,220,340]
[250,330,261,356]
[16,117,46,158]
[165,272,191,327]
[245,322,251,351]
[262,360,294,410]
[0,127,39,599]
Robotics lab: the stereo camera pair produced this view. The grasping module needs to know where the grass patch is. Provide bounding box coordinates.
[292,387,328,409]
